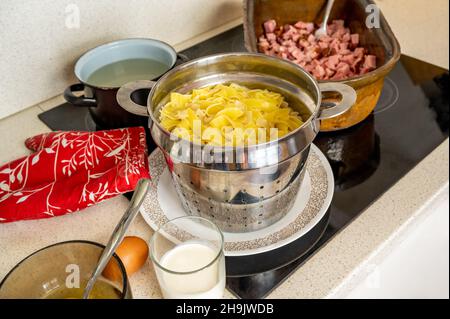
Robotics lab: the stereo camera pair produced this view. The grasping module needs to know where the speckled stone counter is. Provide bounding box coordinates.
[267,139,449,298]
[0,97,235,299]
[0,95,447,298]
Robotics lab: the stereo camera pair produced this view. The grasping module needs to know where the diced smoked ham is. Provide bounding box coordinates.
[318,41,329,50]
[263,20,277,33]
[351,34,359,46]
[339,43,349,51]
[305,23,315,33]
[272,42,281,52]
[258,41,270,51]
[266,33,277,42]
[294,21,314,32]
[258,19,377,80]
[363,55,377,69]
[340,54,355,65]
[292,33,301,42]
[315,65,326,78]
[342,31,352,44]
[352,56,364,71]
[320,35,333,43]
[299,39,310,48]
[306,49,319,60]
[339,49,351,56]
[287,46,296,53]
[354,47,365,58]
[325,67,335,79]
[327,55,340,70]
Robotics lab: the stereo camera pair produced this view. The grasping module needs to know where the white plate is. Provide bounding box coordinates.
[140,144,334,257]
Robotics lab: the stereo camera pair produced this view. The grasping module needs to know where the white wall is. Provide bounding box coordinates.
[0,0,242,119]
[376,0,448,69]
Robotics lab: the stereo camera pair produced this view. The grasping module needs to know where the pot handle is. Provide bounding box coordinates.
[116,80,155,117]
[64,83,97,107]
[175,53,189,66]
[317,83,357,120]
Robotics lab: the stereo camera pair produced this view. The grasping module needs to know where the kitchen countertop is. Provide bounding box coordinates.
[0,94,448,299]
[1,11,449,297]
[269,140,449,298]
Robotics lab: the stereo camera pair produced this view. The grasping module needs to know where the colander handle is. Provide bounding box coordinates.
[317,82,357,120]
[116,80,155,117]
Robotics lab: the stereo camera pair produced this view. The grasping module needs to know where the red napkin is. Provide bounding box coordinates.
[0,127,150,223]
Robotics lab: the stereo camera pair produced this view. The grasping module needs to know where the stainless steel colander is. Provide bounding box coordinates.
[117,53,356,232]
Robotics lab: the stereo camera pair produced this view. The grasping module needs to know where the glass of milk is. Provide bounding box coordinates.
[149,216,225,299]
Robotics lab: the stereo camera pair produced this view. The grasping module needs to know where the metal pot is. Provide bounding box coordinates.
[63,38,188,130]
[117,53,356,232]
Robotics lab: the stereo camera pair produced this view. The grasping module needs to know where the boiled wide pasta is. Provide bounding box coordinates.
[159,83,304,146]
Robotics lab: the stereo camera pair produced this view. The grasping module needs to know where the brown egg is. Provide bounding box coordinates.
[103,236,149,280]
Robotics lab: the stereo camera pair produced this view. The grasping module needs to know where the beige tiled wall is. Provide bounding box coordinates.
[0,0,242,119]
[375,0,449,70]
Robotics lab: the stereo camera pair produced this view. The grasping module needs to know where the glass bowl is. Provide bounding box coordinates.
[0,240,131,299]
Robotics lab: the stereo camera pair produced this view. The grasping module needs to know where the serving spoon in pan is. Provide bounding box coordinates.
[315,0,336,38]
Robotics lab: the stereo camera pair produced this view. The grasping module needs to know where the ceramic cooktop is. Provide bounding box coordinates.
[39,26,449,299]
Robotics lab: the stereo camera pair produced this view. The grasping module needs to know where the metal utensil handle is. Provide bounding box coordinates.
[64,83,97,107]
[317,82,357,120]
[175,53,189,66]
[322,0,335,26]
[116,80,155,117]
[82,178,151,299]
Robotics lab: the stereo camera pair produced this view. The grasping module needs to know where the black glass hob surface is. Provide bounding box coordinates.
[38,26,449,299]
